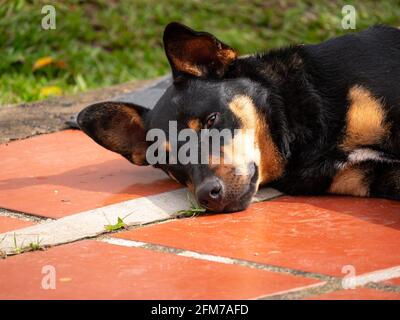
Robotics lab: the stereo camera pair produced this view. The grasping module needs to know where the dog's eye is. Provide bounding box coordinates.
[204,112,220,129]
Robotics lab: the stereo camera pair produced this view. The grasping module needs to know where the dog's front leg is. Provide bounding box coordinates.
[329,162,400,200]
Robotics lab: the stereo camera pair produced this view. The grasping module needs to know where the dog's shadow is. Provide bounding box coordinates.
[0,159,180,197]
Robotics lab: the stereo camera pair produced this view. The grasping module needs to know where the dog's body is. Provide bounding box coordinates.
[247,25,400,198]
[78,23,400,212]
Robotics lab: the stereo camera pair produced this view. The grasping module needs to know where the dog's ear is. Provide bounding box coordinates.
[77,102,149,165]
[163,22,237,79]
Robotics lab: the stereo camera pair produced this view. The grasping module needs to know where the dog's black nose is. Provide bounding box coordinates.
[196,178,224,210]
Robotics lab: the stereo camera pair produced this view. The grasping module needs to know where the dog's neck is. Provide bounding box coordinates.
[233,47,334,160]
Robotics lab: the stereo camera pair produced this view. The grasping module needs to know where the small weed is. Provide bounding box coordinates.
[174,193,206,218]
[12,233,24,255]
[104,216,128,232]
[11,234,44,255]
[28,237,44,252]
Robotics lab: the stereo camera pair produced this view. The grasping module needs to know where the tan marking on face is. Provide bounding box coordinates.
[228,95,284,186]
[208,148,252,203]
[329,165,369,197]
[213,164,235,180]
[188,118,201,131]
[341,86,389,151]
[214,164,251,203]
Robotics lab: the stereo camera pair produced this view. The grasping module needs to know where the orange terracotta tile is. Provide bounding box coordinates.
[307,288,400,300]
[0,216,35,233]
[383,278,400,286]
[115,196,400,276]
[0,240,319,300]
[0,130,180,218]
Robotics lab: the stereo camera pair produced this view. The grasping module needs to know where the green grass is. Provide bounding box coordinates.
[1,0,399,104]
[10,233,44,255]
[175,206,206,218]
[12,233,24,254]
[174,193,206,218]
[28,237,44,252]
[104,216,128,232]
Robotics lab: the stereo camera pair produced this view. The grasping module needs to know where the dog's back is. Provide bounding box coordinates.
[303,25,400,107]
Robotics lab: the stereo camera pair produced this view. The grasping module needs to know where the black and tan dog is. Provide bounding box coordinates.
[78,22,400,212]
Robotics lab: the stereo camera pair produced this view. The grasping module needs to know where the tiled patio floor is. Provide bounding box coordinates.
[0,216,36,234]
[0,240,319,300]
[1,130,400,300]
[0,130,180,218]
[115,196,400,276]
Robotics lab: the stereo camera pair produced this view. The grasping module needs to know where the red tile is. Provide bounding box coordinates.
[115,196,400,276]
[383,277,400,286]
[0,216,35,233]
[307,287,400,300]
[0,240,318,299]
[0,130,180,218]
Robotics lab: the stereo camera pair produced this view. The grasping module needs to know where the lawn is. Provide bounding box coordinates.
[0,0,399,105]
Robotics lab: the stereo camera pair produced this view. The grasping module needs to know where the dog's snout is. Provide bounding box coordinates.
[196,178,224,209]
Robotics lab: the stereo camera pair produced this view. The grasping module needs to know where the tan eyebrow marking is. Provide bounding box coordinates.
[188,118,202,131]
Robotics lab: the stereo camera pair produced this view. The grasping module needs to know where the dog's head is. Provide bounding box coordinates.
[78,23,288,212]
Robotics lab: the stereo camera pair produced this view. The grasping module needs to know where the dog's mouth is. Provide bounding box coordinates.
[220,169,259,212]
[198,165,259,213]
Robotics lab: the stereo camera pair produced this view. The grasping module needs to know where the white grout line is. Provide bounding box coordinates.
[102,237,331,299]
[346,265,400,287]
[0,187,282,255]
[255,282,329,300]
[177,251,237,264]
[101,238,148,248]
[260,266,400,299]
[101,237,249,266]
[101,237,400,297]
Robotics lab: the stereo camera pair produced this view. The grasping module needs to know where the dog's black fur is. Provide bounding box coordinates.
[78,23,400,212]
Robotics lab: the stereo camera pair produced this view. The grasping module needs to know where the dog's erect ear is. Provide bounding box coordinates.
[163,22,238,79]
[77,102,149,165]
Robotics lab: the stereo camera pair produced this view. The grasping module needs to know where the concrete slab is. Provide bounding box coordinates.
[113,75,172,109]
[0,187,282,255]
